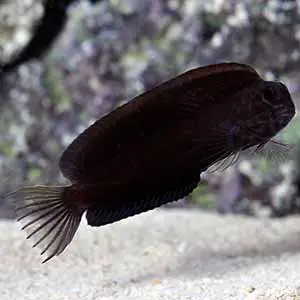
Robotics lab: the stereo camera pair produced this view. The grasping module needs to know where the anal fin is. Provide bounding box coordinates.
[86,177,200,227]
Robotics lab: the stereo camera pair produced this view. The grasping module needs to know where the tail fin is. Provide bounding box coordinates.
[10,186,83,263]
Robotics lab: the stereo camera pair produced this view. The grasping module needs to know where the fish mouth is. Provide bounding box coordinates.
[274,105,295,132]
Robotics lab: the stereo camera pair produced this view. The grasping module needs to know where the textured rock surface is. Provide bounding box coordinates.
[2,209,300,299]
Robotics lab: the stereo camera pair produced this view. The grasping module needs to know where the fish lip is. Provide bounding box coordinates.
[273,108,295,134]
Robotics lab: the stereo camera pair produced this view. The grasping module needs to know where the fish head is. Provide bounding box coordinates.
[261,81,295,133]
[204,80,296,173]
[229,80,296,150]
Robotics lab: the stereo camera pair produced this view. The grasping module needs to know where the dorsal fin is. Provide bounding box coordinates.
[59,63,260,183]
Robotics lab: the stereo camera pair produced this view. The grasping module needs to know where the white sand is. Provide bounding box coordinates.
[2,209,300,299]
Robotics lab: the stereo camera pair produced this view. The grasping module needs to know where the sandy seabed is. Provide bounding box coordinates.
[1,209,300,299]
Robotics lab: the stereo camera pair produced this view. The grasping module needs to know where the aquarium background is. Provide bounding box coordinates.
[1,0,300,217]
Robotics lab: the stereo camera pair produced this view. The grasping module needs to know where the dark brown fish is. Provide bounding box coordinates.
[11,62,295,262]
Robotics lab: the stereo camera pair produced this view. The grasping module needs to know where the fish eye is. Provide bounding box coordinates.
[262,88,274,106]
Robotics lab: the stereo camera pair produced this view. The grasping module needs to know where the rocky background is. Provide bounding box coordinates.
[2,1,300,299]
[1,0,300,218]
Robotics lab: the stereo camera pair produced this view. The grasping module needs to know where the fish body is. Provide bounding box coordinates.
[12,62,295,262]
